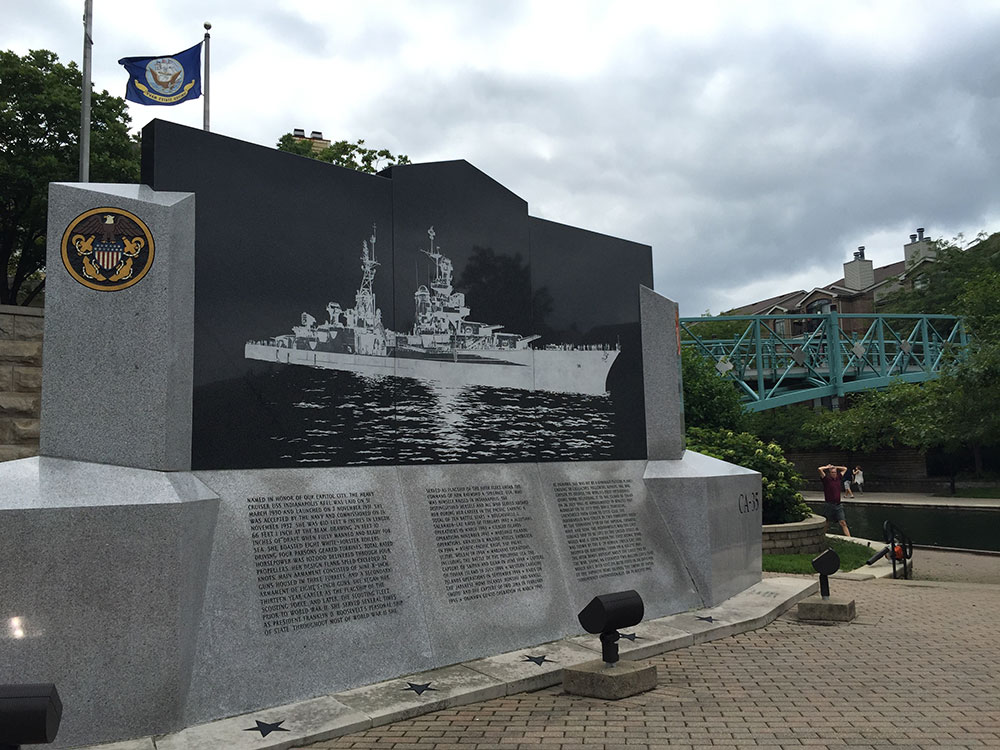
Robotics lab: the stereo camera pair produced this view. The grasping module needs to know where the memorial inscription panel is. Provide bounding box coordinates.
[427,483,544,602]
[247,492,401,635]
[554,478,655,581]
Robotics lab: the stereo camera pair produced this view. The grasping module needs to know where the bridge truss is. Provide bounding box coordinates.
[679,312,968,411]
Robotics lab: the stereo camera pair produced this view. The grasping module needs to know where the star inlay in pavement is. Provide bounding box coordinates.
[523,654,554,666]
[403,682,437,695]
[244,719,289,737]
[619,632,641,641]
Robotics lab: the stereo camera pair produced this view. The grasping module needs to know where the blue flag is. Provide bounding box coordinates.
[118,42,202,106]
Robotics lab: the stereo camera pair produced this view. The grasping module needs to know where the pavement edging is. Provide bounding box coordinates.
[70,577,817,750]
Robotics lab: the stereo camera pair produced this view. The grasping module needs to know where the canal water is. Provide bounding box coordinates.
[806,501,1000,553]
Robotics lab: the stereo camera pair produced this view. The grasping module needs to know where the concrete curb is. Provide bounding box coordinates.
[71,577,817,750]
[825,533,900,580]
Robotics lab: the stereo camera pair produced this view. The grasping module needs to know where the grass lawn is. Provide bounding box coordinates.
[763,537,875,575]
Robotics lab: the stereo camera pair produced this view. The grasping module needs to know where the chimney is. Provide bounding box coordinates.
[905,227,936,268]
[844,246,874,290]
[292,129,331,154]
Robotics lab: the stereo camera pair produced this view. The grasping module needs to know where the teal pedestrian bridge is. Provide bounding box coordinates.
[679,312,968,411]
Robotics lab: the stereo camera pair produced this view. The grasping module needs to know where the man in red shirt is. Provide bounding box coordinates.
[819,464,851,536]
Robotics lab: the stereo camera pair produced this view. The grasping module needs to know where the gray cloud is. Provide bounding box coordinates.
[5,1,1000,313]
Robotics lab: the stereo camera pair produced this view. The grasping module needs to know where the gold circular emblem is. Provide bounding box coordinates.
[60,207,155,291]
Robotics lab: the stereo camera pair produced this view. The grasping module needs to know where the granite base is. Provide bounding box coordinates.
[797,595,857,622]
[563,659,658,699]
[2,452,762,747]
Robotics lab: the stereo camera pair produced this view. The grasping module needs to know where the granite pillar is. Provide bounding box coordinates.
[41,183,195,471]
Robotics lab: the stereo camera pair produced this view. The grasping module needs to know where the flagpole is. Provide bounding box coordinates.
[203,22,211,131]
[79,0,93,181]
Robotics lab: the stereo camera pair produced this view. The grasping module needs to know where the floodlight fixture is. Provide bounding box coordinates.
[577,590,644,665]
[0,683,62,749]
[811,548,841,599]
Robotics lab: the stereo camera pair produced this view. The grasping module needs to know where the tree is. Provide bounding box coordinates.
[744,404,828,452]
[0,49,140,305]
[915,271,1000,478]
[880,232,1000,315]
[680,310,749,341]
[680,346,747,431]
[275,133,410,173]
[805,380,926,454]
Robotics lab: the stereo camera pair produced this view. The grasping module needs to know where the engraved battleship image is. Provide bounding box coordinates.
[245,227,619,395]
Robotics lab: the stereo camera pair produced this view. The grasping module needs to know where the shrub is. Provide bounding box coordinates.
[680,347,748,431]
[686,427,811,524]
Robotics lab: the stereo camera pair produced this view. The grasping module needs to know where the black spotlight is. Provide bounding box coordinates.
[811,548,841,599]
[577,590,644,665]
[0,684,62,750]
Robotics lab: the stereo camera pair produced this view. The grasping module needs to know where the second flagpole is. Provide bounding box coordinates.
[203,21,211,131]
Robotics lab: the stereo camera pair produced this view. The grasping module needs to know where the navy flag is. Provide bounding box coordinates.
[118,42,202,106]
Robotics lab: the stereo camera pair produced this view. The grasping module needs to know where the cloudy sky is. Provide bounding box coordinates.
[5,0,1000,315]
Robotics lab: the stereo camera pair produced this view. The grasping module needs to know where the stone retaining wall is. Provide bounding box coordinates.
[0,305,43,461]
[762,513,827,555]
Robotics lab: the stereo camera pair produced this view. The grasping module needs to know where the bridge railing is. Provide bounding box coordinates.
[679,312,967,411]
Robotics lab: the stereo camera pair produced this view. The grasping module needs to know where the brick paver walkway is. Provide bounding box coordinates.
[299,577,1000,750]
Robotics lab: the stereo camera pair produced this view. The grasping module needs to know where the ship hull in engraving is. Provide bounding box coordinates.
[245,226,619,396]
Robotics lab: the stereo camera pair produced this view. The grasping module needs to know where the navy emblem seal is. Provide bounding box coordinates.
[61,207,155,291]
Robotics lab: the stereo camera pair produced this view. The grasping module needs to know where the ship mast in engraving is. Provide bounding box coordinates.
[354,225,380,329]
[245,224,620,395]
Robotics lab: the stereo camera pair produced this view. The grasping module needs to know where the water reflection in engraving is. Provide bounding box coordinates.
[207,367,619,467]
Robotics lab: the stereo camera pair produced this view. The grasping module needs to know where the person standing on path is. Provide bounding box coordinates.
[852,465,864,494]
[819,463,851,536]
[843,465,856,498]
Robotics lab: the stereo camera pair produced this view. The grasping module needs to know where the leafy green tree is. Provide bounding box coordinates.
[686,427,810,524]
[905,271,1000,479]
[275,133,410,173]
[680,310,750,341]
[0,49,139,305]
[880,232,1000,315]
[680,346,747,431]
[744,404,829,452]
[895,377,971,491]
[805,380,926,454]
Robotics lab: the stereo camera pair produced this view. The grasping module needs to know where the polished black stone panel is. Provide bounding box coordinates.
[143,121,395,469]
[529,217,652,460]
[141,120,652,469]
[386,161,537,463]
[384,160,531,336]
